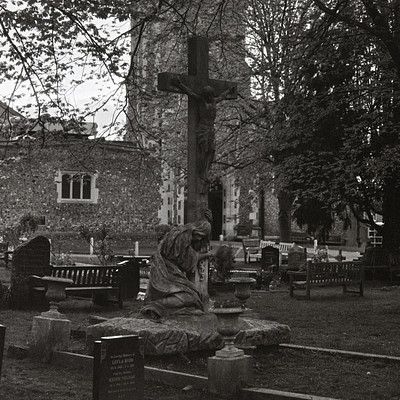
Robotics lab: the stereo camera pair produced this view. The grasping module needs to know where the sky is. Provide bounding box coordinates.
[0,79,125,140]
[0,14,130,140]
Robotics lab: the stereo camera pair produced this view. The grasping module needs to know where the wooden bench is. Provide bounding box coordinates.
[288,260,364,299]
[291,232,309,244]
[319,235,346,246]
[361,247,400,282]
[242,239,261,263]
[389,252,400,281]
[0,242,12,269]
[260,241,294,253]
[362,247,389,281]
[29,264,126,308]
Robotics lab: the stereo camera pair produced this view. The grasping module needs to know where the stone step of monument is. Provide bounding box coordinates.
[86,314,291,356]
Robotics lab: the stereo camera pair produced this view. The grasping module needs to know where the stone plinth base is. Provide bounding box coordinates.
[208,353,253,397]
[86,313,291,356]
[30,314,71,362]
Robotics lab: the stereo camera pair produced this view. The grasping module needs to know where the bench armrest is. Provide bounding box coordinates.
[28,275,45,287]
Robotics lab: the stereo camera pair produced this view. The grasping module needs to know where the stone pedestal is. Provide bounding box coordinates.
[30,314,71,362]
[208,353,253,397]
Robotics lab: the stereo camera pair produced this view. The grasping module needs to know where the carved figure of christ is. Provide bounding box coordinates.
[158,36,237,223]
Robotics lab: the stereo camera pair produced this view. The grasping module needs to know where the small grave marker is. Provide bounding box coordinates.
[288,245,307,270]
[0,324,5,380]
[93,335,144,400]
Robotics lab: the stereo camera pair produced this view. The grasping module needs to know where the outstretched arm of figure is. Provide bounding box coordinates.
[216,85,236,103]
[171,77,200,100]
[198,251,212,261]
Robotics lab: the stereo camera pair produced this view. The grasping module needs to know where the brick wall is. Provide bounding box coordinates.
[0,136,161,235]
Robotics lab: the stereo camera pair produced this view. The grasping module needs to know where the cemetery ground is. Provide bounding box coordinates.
[0,263,399,400]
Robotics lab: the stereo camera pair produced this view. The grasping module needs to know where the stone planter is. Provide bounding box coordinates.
[212,307,243,357]
[229,277,256,308]
[41,276,73,319]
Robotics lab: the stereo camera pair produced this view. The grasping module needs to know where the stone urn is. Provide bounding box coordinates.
[41,276,73,319]
[229,277,256,308]
[212,307,244,357]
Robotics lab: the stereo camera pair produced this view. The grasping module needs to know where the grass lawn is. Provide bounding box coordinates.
[0,263,399,399]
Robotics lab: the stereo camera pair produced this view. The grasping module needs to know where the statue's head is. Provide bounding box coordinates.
[192,220,212,248]
[204,208,213,223]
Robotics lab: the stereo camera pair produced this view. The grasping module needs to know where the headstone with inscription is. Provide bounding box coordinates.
[10,235,51,309]
[0,325,5,381]
[288,244,306,271]
[93,335,144,400]
[261,245,279,272]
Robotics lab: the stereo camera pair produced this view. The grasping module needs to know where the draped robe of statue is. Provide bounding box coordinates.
[140,219,211,319]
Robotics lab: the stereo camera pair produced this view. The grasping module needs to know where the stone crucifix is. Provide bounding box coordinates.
[158,36,237,223]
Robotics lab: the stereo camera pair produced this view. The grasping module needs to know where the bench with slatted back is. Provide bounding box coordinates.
[288,260,364,299]
[30,264,125,308]
[242,239,261,263]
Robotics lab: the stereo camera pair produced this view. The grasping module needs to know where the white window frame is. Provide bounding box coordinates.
[366,213,383,247]
[55,170,99,204]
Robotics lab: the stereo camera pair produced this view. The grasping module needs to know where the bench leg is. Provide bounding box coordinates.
[343,285,347,294]
[118,291,123,309]
[306,285,310,299]
[360,282,364,297]
[289,275,294,297]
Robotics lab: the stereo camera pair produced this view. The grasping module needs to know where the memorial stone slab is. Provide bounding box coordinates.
[288,244,306,271]
[10,235,51,308]
[261,246,280,271]
[93,335,144,400]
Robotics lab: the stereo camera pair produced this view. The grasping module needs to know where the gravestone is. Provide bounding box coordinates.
[10,235,51,309]
[288,244,306,271]
[0,325,5,381]
[93,335,144,400]
[261,245,279,272]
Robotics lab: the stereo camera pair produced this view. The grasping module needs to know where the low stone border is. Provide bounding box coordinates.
[51,350,209,389]
[239,388,338,400]
[50,350,340,399]
[280,343,400,362]
[4,346,346,399]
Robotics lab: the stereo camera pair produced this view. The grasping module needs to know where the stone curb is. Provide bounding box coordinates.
[51,350,208,390]
[3,346,350,399]
[280,343,400,362]
[50,350,340,399]
[239,388,339,400]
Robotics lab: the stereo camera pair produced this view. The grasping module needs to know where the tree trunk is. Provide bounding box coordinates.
[278,190,294,243]
[382,173,400,252]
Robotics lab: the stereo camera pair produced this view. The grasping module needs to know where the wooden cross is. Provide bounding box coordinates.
[158,36,237,223]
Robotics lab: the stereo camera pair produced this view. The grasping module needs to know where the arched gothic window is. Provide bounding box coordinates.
[56,170,98,203]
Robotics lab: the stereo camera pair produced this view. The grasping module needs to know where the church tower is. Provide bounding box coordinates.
[126,1,252,238]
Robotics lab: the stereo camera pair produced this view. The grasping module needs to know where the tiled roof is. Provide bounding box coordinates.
[0,100,24,119]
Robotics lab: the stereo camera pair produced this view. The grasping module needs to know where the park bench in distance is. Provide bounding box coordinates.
[361,247,400,282]
[29,264,126,308]
[288,260,364,299]
[242,238,261,263]
[318,235,346,246]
